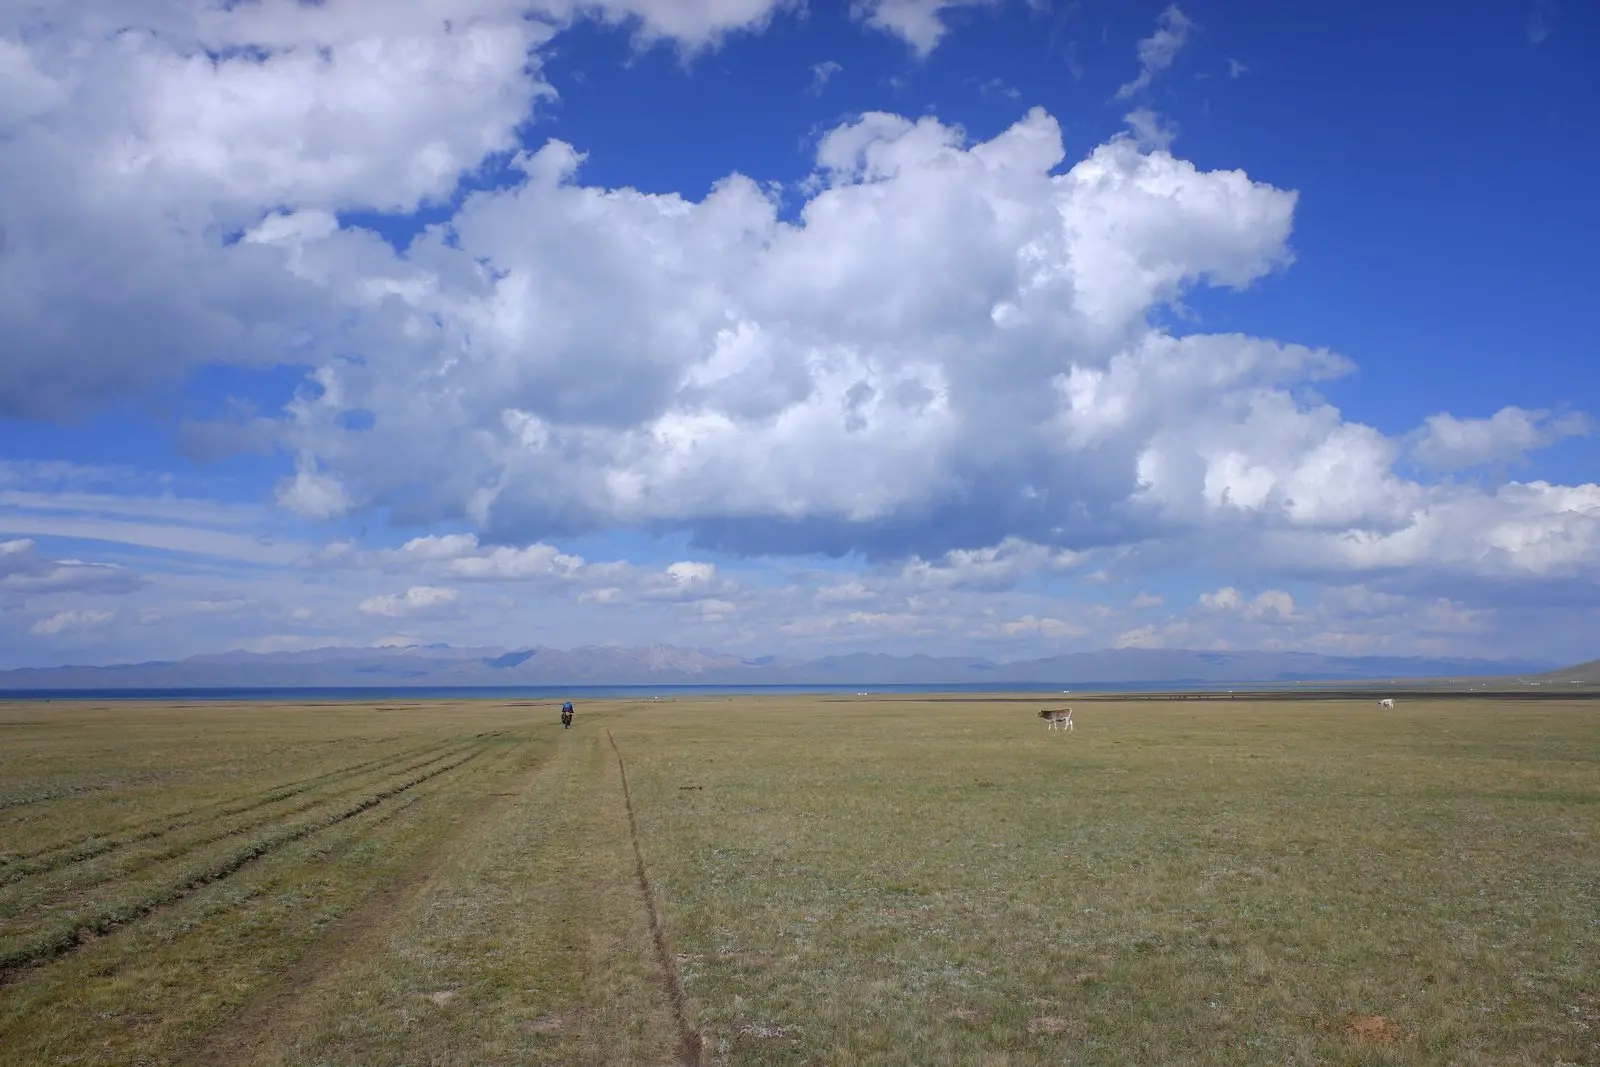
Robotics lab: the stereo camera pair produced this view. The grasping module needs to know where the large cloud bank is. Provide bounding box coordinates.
[2,0,1595,605]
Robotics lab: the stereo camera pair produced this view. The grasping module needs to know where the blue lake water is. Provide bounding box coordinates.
[0,680,1301,702]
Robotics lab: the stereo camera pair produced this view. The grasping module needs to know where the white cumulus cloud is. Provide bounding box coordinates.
[0,0,796,417]
[1410,407,1589,472]
[262,108,1308,563]
[358,585,461,617]
[851,0,999,56]
[1200,586,1295,620]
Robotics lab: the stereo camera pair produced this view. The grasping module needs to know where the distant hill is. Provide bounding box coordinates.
[1534,658,1600,686]
[0,643,1562,690]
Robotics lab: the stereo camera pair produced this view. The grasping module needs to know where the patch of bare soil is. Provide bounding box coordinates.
[522,1014,567,1034]
[713,950,774,969]
[1340,1013,1408,1046]
[180,751,541,1067]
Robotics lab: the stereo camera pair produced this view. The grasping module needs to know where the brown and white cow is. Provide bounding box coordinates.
[1039,708,1073,731]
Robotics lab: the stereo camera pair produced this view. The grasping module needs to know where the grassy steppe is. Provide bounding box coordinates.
[0,695,1595,1065]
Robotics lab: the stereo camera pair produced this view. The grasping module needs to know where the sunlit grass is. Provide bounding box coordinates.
[619,697,1600,1066]
[0,702,534,1067]
[0,695,1594,1066]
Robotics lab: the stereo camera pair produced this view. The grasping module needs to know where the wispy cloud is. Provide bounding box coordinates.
[0,510,312,567]
[1526,3,1551,45]
[809,60,842,95]
[0,538,142,605]
[1062,41,1084,82]
[977,76,1021,99]
[1115,4,1192,99]
[1000,614,1087,638]
[31,609,115,636]
[0,467,318,567]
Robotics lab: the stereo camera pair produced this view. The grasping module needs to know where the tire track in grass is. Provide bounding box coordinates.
[0,743,492,984]
[2,750,407,863]
[0,740,494,910]
[182,742,543,1067]
[0,742,527,1067]
[1,736,483,877]
[607,728,705,1067]
[0,782,114,812]
[5,734,496,864]
[1,741,473,887]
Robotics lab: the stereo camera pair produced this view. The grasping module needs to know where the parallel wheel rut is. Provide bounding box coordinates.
[0,742,495,984]
[0,736,488,877]
[0,740,491,910]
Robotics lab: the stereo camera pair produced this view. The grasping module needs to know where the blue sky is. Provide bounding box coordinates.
[1,0,1596,669]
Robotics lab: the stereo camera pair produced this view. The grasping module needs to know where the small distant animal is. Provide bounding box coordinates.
[1039,708,1073,731]
[1379,698,1395,709]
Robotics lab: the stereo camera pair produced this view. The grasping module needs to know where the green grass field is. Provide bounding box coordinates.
[0,695,1595,1065]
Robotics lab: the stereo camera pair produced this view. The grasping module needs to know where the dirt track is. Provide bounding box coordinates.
[608,729,704,1067]
[182,746,544,1067]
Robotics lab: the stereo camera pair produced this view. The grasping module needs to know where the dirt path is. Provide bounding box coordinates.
[181,746,543,1067]
[606,728,705,1067]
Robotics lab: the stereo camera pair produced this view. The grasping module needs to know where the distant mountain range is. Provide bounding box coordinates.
[0,643,1566,690]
